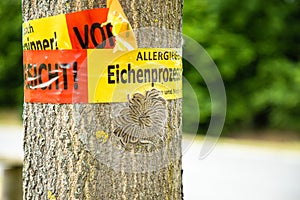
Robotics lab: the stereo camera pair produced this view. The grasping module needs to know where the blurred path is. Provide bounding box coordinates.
[1,126,300,200]
[0,126,23,199]
[0,126,23,165]
[183,138,300,200]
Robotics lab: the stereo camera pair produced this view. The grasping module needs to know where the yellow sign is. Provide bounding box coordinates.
[88,48,182,103]
[23,14,72,50]
[22,1,182,104]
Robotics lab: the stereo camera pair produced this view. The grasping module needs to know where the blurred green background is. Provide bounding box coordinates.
[1,0,300,139]
[183,0,300,139]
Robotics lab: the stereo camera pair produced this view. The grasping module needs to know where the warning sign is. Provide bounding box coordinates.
[22,0,182,104]
[88,48,183,103]
[23,48,182,103]
[22,8,113,50]
[66,8,114,49]
[23,14,71,50]
[23,50,88,103]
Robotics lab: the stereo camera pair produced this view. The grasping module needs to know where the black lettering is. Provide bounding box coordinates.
[151,69,158,83]
[33,64,38,87]
[108,65,115,84]
[73,25,89,49]
[59,64,70,90]
[36,40,43,50]
[24,32,57,50]
[158,52,163,60]
[137,69,143,83]
[147,51,152,60]
[25,62,81,91]
[158,68,164,82]
[163,68,168,82]
[128,64,135,83]
[120,69,127,83]
[29,25,34,34]
[153,51,157,60]
[54,32,58,50]
[23,24,34,35]
[73,62,78,89]
[136,52,143,61]
[48,64,59,90]
[38,64,47,90]
[43,39,50,50]
[176,68,181,81]
[24,64,28,89]
[163,52,169,60]
[105,23,115,47]
[173,68,177,81]
[144,69,150,82]
[50,38,54,50]
[169,68,173,81]
[30,41,36,50]
[170,51,174,60]
[26,64,33,89]
[116,64,120,83]
[91,23,106,48]
[26,38,30,50]
[143,52,148,61]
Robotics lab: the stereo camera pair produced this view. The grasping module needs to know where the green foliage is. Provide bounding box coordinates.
[1,0,300,134]
[183,0,300,133]
[0,1,22,107]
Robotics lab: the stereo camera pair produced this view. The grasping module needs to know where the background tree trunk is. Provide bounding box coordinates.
[23,0,183,199]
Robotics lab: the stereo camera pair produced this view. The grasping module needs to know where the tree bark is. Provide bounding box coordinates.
[23,0,183,199]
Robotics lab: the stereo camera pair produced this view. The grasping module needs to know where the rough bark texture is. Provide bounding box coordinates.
[23,0,183,199]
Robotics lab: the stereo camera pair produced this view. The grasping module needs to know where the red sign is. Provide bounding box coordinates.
[23,50,88,103]
[66,8,115,49]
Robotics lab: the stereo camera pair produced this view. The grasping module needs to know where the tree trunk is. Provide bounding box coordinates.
[23,0,183,199]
